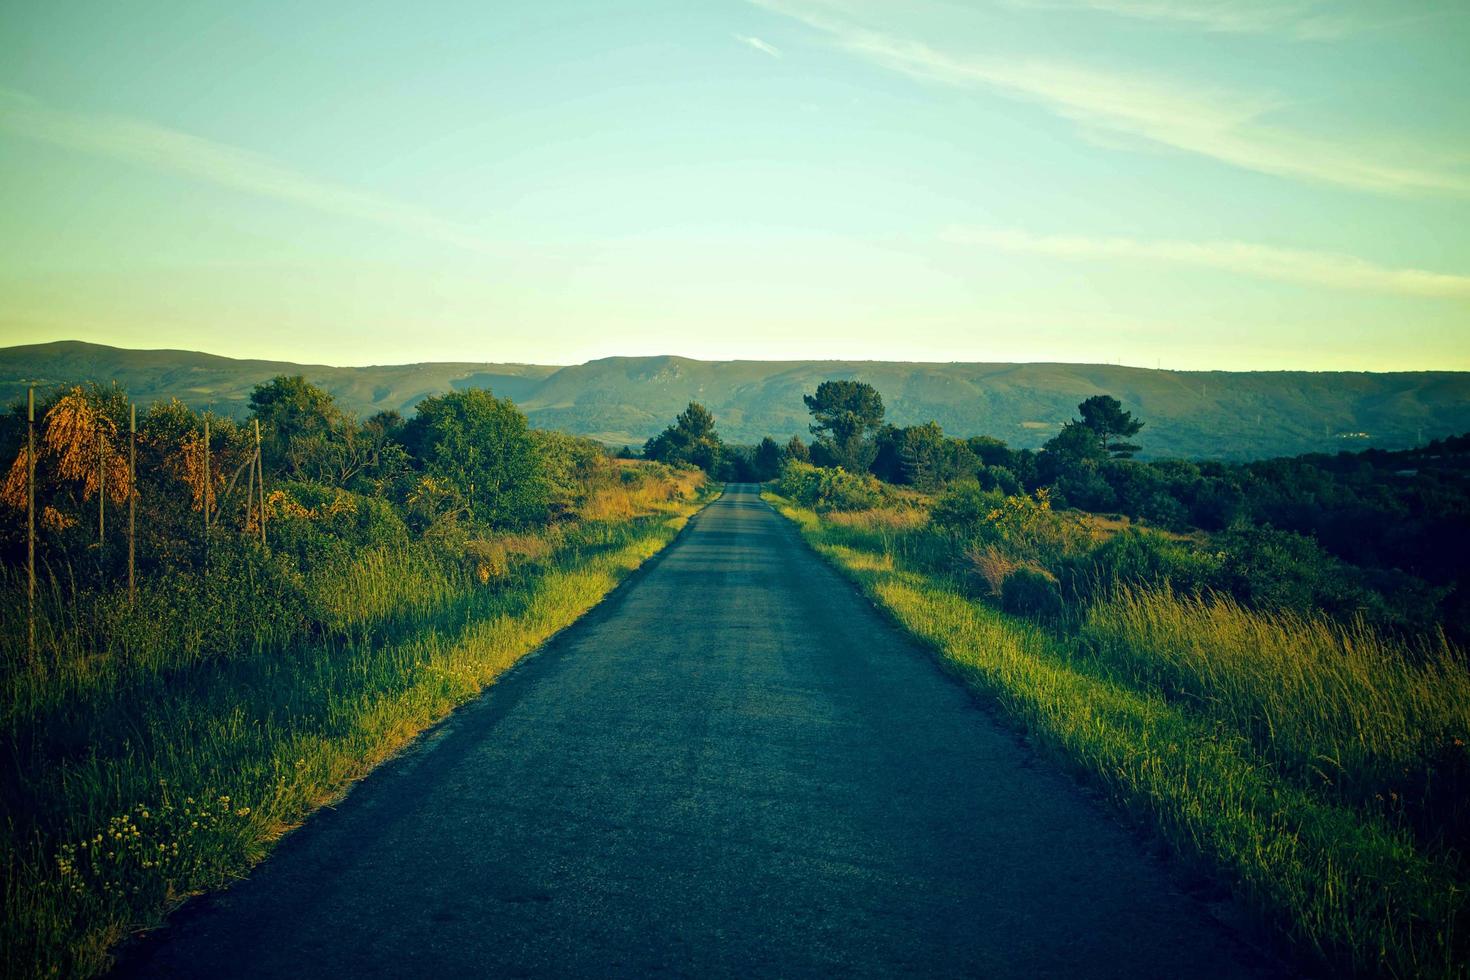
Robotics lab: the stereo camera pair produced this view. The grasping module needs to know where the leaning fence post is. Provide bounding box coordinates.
[254,418,266,546]
[202,415,210,571]
[245,430,256,534]
[27,387,36,663]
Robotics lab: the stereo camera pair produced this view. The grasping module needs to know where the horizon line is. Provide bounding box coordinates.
[1,338,1467,376]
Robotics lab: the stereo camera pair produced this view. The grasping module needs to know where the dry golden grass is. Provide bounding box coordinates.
[963,543,1017,596]
[579,464,704,522]
[823,506,929,532]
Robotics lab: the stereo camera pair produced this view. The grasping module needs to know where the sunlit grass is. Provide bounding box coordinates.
[1082,588,1470,835]
[1,472,709,980]
[766,490,1468,979]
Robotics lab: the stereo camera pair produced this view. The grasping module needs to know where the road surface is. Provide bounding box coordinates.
[115,484,1273,979]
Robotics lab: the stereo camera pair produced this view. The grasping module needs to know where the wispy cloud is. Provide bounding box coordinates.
[749,0,1470,197]
[944,226,1470,299]
[0,88,499,254]
[735,34,783,58]
[999,0,1401,40]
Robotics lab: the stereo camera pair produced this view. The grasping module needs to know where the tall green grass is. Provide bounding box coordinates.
[766,492,1468,979]
[2,485,709,980]
[1082,589,1470,847]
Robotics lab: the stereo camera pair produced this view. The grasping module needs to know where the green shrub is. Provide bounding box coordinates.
[930,480,1006,532]
[1213,522,1384,622]
[776,460,885,512]
[1060,528,1223,604]
[1001,568,1063,619]
[532,430,613,516]
[933,485,1088,570]
[405,389,549,528]
[267,482,408,568]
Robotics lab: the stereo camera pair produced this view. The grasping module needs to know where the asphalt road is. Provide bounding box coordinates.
[115,484,1273,979]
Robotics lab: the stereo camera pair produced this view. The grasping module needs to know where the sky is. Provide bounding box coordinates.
[0,0,1467,370]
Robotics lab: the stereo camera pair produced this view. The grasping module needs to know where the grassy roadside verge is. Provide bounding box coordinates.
[764,490,1465,979]
[3,482,715,980]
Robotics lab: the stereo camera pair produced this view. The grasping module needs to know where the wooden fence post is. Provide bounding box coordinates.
[245,428,256,533]
[27,387,35,663]
[97,429,105,546]
[254,418,266,546]
[129,402,136,608]
[202,415,210,571]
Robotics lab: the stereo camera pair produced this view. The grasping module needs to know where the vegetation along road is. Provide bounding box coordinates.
[115,485,1273,978]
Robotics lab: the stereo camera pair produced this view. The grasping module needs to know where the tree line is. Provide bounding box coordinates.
[643,380,1469,642]
[0,375,674,655]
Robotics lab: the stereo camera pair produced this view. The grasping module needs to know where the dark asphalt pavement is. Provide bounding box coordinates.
[115,484,1272,979]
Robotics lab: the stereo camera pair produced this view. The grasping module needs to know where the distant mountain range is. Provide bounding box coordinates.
[3,341,1467,460]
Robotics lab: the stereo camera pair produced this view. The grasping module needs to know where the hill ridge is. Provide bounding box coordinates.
[3,340,1466,459]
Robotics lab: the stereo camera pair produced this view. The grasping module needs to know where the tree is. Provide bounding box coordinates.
[643,402,724,471]
[898,422,946,490]
[803,380,885,472]
[868,424,905,483]
[1077,395,1144,458]
[1037,421,1107,487]
[785,435,810,464]
[404,389,546,528]
[966,436,1014,469]
[752,436,785,481]
[248,376,367,486]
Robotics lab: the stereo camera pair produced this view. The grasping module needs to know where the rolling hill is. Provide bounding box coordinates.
[3,341,1467,460]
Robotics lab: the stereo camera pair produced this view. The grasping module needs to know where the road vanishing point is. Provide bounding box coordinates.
[115,485,1274,979]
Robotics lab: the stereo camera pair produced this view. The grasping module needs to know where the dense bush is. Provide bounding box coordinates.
[1211,522,1387,624]
[1058,529,1224,604]
[531,430,615,517]
[404,388,548,529]
[929,480,1005,532]
[931,483,1087,569]
[1001,567,1063,619]
[776,460,886,512]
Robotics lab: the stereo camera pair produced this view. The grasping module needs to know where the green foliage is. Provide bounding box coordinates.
[929,480,1007,532]
[1059,529,1224,604]
[932,484,1086,568]
[974,463,1021,495]
[871,421,980,490]
[249,376,357,486]
[803,380,884,472]
[642,401,724,471]
[265,482,410,569]
[1040,420,1107,475]
[751,436,785,481]
[405,389,547,529]
[530,430,612,516]
[776,460,885,512]
[1077,394,1144,458]
[1212,522,1385,623]
[1001,567,1063,619]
